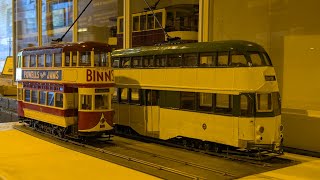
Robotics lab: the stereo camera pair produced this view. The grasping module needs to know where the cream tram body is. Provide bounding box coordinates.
[111,40,283,152]
[16,42,115,137]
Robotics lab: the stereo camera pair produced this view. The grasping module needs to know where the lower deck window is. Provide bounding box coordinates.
[39,91,46,105]
[130,88,140,104]
[181,92,195,110]
[24,90,30,102]
[215,94,232,114]
[81,95,92,110]
[95,95,108,110]
[47,92,54,106]
[55,93,63,108]
[31,91,38,103]
[197,93,213,112]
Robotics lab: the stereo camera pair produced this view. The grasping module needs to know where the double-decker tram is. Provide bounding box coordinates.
[16,42,115,139]
[109,4,198,49]
[111,40,283,154]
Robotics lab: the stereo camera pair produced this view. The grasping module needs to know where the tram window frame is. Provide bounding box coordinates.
[112,87,120,103]
[154,12,163,29]
[118,17,124,33]
[30,55,36,67]
[215,94,233,115]
[199,53,217,67]
[217,52,230,67]
[129,88,141,105]
[80,95,92,110]
[183,53,198,67]
[146,90,159,106]
[132,56,143,68]
[46,54,52,67]
[65,52,71,67]
[94,52,108,67]
[140,14,147,31]
[72,51,78,66]
[31,90,38,103]
[197,92,213,113]
[37,54,45,67]
[39,91,46,105]
[53,53,62,67]
[121,57,131,68]
[133,15,140,32]
[147,14,155,29]
[112,58,120,68]
[24,90,31,102]
[154,55,166,67]
[47,92,55,107]
[143,56,155,67]
[23,55,30,67]
[230,51,248,67]
[167,54,182,67]
[79,51,91,66]
[120,88,129,104]
[180,92,196,111]
[55,93,64,108]
[239,94,254,117]
[95,94,109,110]
[256,93,273,112]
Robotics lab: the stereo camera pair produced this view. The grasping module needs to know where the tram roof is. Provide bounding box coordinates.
[111,40,267,57]
[20,41,112,56]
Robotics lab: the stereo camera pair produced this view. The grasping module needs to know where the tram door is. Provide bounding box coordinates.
[238,94,255,146]
[145,90,160,138]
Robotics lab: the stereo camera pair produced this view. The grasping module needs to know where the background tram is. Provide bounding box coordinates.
[16,42,115,138]
[111,40,283,153]
[108,4,199,49]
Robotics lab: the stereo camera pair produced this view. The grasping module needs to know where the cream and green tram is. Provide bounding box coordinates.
[111,40,283,153]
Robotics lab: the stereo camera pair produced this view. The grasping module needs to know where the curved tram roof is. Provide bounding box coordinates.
[20,41,112,56]
[112,40,267,57]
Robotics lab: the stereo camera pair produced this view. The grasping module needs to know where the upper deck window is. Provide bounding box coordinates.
[54,53,62,67]
[140,15,147,31]
[30,55,36,67]
[65,52,71,67]
[200,53,217,67]
[23,56,30,67]
[183,53,198,67]
[119,18,124,33]
[155,12,162,29]
[147,14,154,29]
[38,54,45,67]
[132,57,143,68]
[230,52,248,67]
[248,52,272,66]
[217,52,229,67]
[79,52,91,66]
[155,55,166,67]
[121,57,130,68]
[94,52,108,67]
[143,56,154,67]
[167,54,182,67]
[46,54,52,67]
[133,16,139,31]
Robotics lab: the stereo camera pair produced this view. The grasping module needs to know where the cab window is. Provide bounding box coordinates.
[95,95,109,110]
[81,95,92,110]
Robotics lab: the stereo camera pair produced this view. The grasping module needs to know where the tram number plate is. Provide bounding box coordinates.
[100,124,105,128]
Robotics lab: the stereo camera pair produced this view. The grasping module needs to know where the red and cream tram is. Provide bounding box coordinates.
[16,41,114,138]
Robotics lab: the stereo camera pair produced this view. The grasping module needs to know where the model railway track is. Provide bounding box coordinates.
[14,124,238,180]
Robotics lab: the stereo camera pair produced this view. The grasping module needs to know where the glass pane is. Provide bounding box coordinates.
[140,15,146,30]
[147,14,154,29]
[167,54,182,67]
[25,90,30,102]
[231,52,247,67]
[133,16,139,31]
[130,88,140,104]
[200,53,216,67]
[39,91,46,105]
[95,94,109,110]
[30,55,36,67]
[46,54,52,67]
[54,53,62,67]
[147,90,158,106]
[184,53,198,67]
[65,53,71,66]
[42,0,73,45]
[112,88,118,102]
[181,92,195,110]
[31,90,38,103]
[23,56,30,67]
[198,93,212,112]
[120,88,128,102]
[217,52,229,66]
[55,93,63,108]
[81,95,92,110]
[47,92,54,106]
[79,52,91,66]
[249,53,263,66]
[38,54,45,67]
[257,94,272,111]
[155,12,162,29]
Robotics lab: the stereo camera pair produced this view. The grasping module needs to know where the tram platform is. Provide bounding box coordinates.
[0,123,159,180]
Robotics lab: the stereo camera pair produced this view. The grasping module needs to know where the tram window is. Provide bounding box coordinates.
[25,90,31,102]
[249,52,263,66]
[119,18,124,33]
[155,55,166,67]
[55,93,63,108]
[262,52,272,66]
[147,14,154,29]
[79,52,91,66]
[47,92,54,106]
[30,55,36,67]
[183,53,198,67]
[197,93,213,112]
[46,54,52,67]
[166,12,174,31]
[167,54,181,67]
[94,53,108,67]
[39,91,46,105]
[240,94,253,116]
[230,52,248,67]
[120,88,128,103]
[147,90,159,106]
[129,88,140,104]
[143,56,155,67]
[256,93,272,112]
[18,89,23,100]
[133,16,139,31]
[81,95,92,110]
[31,90,38,103]
[215,94,232,114]
[23,56,30,67]
[38,54,45,67]
[65,53,71,67]
[112,58,120,68]
[95,95,109,110]
[132,57,142,68]
[200,53,216,67]
[54,53,62,67]
[159,91,180,109]
[140,15,147,31]
[155,12,162,29]
[181,92,196,110]
[217,52,229,67]
[272,92,281,115]
[121,57,131,68]
[112,87,119,102]
[72,52,77,66]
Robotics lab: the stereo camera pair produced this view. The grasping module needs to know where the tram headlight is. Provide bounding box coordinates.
[280,124,284,132]
[256,125,264,134]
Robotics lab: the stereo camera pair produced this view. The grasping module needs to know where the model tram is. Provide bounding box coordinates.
[111,40,283,153]
[109,4,198,49]
[16,41,115,138]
